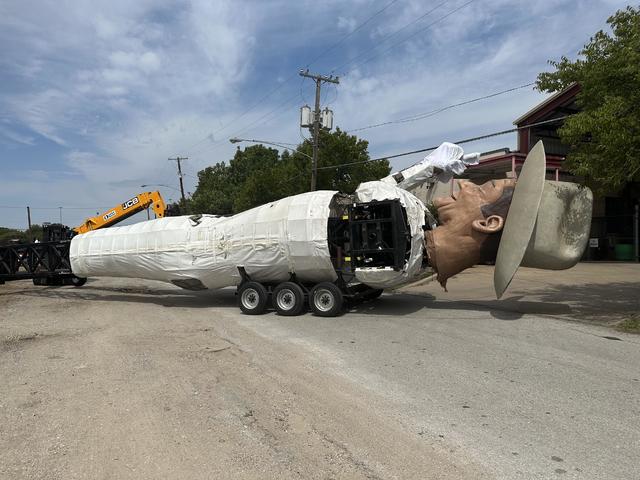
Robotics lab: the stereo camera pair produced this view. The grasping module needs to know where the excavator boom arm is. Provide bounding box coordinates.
[74,191,166,234]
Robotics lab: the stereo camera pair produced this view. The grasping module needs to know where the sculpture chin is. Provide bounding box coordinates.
[425,227,502,289]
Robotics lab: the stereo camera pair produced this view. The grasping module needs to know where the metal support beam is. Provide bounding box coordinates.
[0,241,74,282]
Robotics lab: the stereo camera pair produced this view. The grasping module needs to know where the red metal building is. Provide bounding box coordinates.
[467,83,580,182]
[466,83,639,261]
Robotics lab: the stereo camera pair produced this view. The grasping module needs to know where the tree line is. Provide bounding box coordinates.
[183,129,391,215]
[0,226,43,245]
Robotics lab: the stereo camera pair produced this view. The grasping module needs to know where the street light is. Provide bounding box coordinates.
[229,137,313,160]
[140,183,181,193]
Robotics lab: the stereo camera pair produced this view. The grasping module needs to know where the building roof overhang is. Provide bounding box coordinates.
[513,82,581,126]
[469,151,565,171]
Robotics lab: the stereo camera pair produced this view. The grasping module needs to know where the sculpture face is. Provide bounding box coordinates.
[425,179,516,288]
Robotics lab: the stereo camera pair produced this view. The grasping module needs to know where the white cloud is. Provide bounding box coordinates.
[0,0,254,145]
[0,125,35,146]
[5,89,70,146]
[0,0,632,228]
[337,16,357,32]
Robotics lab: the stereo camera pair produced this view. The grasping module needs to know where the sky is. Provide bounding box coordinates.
[0,0,629,228]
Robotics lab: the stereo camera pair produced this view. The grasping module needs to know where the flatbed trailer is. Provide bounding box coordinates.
[0,239,86,286]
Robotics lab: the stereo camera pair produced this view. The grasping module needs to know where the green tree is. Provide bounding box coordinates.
[0,225,43,245]
[189,163,234,215]
[189,129,391,215]
[294,128,391,193]
[190,144,282,215]
[536,6,640,192]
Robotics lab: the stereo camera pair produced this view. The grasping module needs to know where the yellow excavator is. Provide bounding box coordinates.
[74,191,166,234]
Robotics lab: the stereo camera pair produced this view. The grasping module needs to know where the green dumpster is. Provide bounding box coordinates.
[614,244,634,261]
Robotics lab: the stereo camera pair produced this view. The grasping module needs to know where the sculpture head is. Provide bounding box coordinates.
[425,179,516,288]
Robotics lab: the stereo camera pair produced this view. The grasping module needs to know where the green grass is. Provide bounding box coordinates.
[615,315,640,334]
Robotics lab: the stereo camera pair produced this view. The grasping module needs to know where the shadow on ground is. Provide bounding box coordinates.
[8,279,639,325]
[348,293,571,320]
[404,281,640,323]
[496,281,640,323]
[13,284,235,309]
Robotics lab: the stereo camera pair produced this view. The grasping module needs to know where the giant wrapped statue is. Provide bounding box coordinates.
[70,141,593,316]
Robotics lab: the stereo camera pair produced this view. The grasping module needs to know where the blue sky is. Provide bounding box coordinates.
[0,0,628,228]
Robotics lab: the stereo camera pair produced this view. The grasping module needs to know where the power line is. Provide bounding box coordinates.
[331,0,451,74]
[338,116,571,167]
[232,0,456,145]
[309,0,402,69]
[188,83,299,153]
[341,0,476,74]
[0,205,110,210]
[276,116,570,186]
[199,0,473,156]
[234,0,476,155]
[325,82,339,106]
[182,0,401,156]
[227,93,301,142]
[187,81,538,170]
[189,93,301,158]
[300,75,310,104]
[346,83,536,133]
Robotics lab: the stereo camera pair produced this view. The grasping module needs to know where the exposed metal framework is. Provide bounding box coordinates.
[0,240,77,284]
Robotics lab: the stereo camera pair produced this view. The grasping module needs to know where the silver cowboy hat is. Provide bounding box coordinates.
[494,141,594,298]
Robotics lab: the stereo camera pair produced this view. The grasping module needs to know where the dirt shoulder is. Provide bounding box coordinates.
[0,278,487,479]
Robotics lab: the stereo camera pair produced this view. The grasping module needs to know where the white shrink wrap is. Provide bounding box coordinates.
[70,190,339,290]
[354,181,428,288]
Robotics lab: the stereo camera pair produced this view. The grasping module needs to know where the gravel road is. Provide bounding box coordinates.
[1,277,638,479]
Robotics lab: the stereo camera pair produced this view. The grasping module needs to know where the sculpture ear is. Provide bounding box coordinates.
[472,215,504,234]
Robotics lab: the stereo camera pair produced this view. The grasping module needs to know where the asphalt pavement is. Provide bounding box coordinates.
[1,264,639,479]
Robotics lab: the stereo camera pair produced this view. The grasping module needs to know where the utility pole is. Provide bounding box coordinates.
[299,69,339,191]
[26,206,32,241]
[168,156,188,202]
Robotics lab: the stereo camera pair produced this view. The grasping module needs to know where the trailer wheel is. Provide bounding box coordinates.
[238,281,268,315]
[310,282,343,317]
[273,282,305,316]
[70,276,87,287]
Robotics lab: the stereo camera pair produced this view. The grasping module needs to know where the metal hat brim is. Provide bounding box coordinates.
[494,141,546,299]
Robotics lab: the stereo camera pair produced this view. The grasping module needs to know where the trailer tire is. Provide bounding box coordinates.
[238,281,268,315]
[273,282,305,316]
[70,276,87,287]
[310,282,344,317]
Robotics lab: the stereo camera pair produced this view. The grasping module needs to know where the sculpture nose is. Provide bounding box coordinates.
[457,179,472,191]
